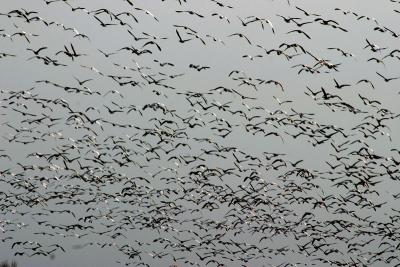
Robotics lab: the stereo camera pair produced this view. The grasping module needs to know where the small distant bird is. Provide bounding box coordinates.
[376,71,400,82]
[333,78,351,89]
[176,29,192,43]
[227,33,252,44]
[286,29,311,39]
[26,46,47,55]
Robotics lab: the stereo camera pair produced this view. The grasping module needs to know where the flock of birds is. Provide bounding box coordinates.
[1,0,400,266]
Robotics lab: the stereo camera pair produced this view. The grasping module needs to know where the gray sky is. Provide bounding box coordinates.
[1,0,400,266]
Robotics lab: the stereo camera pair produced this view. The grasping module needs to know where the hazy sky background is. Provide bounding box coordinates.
[1,0,400,266]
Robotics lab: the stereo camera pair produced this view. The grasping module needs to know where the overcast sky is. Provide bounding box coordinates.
[1,0,400,266]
